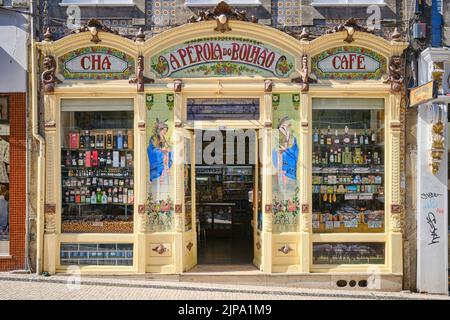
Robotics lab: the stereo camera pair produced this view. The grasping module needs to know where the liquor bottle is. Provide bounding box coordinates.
[118,187,123,204]
[65,151,71,167]
[113,187,118,203]
[123,188,128,204]
[65,191,70,203]
[90,191,97,204]
[359,131,364,145]
[96,188,102,204]
[334,130,340,145]
[353,132,358,145]
[120,154,126,168]
[105,131,112,149]
[313,128,319,143]
[329,149,334,163]
[337,148,342,163]
[79,131,85,148]
[123,134,128,149]
[69,190,75,203]
[128,131,134,149]
[84,130,90,148]
[107,188,113,204]
[85,151,91,168]
[364,128,369,145]
[126,153,133,167]
[343,126,350,144]
[75,189,81,203]
[319,130,325,145]
[113,134,118,149]
[90,133,96,148]
[326,126,332,145]
[324,151,328,164]
[117,131,123,149]
[77,152,84,167]
[371,129,376,143]
[106,151,112,166]
[80,189,86,203]
[367,151,372,165]
[343,147,352,165]
[70,132,79,149]
[128,189,134,204]
[101,191,108,204]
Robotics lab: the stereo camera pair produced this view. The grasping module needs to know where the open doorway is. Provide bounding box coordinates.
[195,130,255,265]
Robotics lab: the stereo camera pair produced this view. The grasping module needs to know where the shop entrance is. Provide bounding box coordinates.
[195,130,256,265]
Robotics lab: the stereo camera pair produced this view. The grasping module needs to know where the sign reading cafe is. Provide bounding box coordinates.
[311,46,387,80]
[150,37,295,78]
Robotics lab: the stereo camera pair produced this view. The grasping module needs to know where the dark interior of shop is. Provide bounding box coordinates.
[195,130,255,265]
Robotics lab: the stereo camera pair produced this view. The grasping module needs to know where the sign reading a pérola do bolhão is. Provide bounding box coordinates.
[150,37,295,78]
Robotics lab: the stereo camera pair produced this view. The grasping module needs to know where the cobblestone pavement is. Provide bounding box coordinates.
[0,273,449,300]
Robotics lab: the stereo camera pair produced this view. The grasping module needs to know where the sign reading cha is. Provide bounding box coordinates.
[59,47,135,80]
[150,38,294,78]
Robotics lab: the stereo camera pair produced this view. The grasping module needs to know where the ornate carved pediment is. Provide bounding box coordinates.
[70,18,119,43]
[326,18,374,43]
[187,1,258,32]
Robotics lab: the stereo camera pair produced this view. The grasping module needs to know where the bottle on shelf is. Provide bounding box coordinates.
[101,191,108,204]
[96,188,102,204]
[337,148,341,164]
[313,128,319,144]
[90,191,96,204]
[128,131,134,149]
[326,126,332,145]
[334,129,340,145]
[65,151,71,167]
[329,149,334,163]
[117,131,124,150]
[359,130,364,145]
[90,132,96,148]
[319,129,325,145]
[343,126,350,144]
[371,129,377,143]
[353,132,358,145]
[77,152,84,167]
[364,127,369,145]
[84,130,90,148]
[106,130,113,149]
[79,131,85,148]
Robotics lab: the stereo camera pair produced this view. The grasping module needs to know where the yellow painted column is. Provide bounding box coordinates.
[299,93,311,272]
[173,92,184,273]
[135,93,147,273]
[262,92,273,273]
[43,93,58,274]
[388,93,403,274]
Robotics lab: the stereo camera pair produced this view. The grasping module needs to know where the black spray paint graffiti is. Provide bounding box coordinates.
[420,193,443,200]
[425,212,440,245]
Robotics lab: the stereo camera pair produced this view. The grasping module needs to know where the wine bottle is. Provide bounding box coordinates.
[117,131,123,150]
[337,148,342,164]
[96,188,102,204]
[329,149,334,163]
[90,191,97,204]
[79,132,85,148]
[84,130,90,148]
[326,126,332,145]
[371,129,376,143]
[353,132,358,145]
[77,152,84,167]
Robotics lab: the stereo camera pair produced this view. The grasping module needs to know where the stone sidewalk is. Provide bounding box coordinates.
[0,273,448,300]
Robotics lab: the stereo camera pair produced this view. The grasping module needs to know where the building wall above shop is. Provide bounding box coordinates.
[37,0,404,41]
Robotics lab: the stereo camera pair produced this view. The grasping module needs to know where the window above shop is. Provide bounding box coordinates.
[311,0,386,7]
[185,0,262,7]
[59,0,134,7]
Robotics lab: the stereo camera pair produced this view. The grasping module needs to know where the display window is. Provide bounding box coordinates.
[312,98,385,233]
[60,99,134,233]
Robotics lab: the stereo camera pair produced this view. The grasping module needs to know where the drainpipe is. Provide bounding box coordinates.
[431,0,443,47]
[30,0,46,275]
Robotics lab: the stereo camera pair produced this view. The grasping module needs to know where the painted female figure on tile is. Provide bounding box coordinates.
[272,94,301,232]
[147,118,173,200]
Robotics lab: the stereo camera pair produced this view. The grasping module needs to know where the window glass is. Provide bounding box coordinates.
[312,98,384,233]
[61,104,134,234]
[313,242,385,264]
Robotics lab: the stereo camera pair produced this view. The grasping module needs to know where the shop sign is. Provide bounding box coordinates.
[311,47,387,80]
[150,37,295,78]
[410,81,438,107]
[59,47,135,80]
